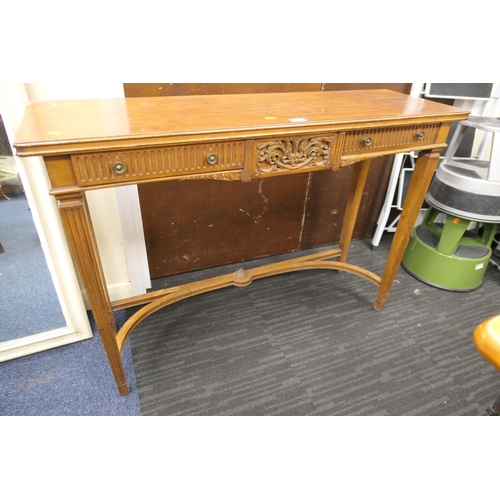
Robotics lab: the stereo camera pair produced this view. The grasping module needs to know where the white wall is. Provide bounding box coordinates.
[24,83,125,101]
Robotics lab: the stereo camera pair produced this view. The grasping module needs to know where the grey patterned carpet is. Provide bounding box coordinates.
[127,235,500,416]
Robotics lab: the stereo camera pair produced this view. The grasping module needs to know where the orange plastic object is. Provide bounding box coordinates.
[473,315,500,371]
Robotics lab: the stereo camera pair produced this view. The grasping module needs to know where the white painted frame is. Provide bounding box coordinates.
[0,83,91,360]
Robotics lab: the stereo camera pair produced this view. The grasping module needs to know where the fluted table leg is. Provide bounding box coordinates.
[57,192,129,395]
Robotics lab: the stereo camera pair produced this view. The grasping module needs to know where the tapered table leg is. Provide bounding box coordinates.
[374,149,441,311]
[339,159,372,263]
[57,192,129,395]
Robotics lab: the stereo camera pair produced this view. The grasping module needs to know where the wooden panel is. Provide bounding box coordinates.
[125,83,413,278]
[299,157,395,249]
[139,175,309,277]
[123,83,322,97]
[323,83,413,93]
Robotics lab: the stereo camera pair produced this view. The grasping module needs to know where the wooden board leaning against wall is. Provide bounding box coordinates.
[123,83,412,278]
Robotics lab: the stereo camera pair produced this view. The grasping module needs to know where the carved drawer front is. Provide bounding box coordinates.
[71,141,246,186]
[254,134,340,177]
[343,124,440,155]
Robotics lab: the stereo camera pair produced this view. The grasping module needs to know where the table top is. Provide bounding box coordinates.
[14,90,469,156]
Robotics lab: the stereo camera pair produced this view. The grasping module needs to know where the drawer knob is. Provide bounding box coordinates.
[113,162,126,174]
[415,131,425,140]
[363,137,372,146]
[207,154,218,165]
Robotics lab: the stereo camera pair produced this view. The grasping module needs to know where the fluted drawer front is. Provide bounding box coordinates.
[72,141,245,186]
[343,124,440,154]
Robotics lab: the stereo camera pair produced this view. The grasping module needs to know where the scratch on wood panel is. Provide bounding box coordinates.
[298,172,313,247]
[258,179,269,218]
[238,180,269,223]
[258,178,269,204]
[239,208,263,224]
[239,208,256,220]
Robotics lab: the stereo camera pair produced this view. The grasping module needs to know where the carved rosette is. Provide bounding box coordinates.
[256,136,333,175]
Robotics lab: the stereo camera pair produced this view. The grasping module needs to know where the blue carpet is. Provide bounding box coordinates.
[0,310,141,415]
[0,191,66,341]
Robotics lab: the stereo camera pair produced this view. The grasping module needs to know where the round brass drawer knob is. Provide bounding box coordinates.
[113,162,126,174]
[363,137,372,146]
[207,154,218,165]
[416,131,425,140]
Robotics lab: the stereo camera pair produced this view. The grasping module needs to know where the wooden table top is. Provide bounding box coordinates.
[14,90,469,156]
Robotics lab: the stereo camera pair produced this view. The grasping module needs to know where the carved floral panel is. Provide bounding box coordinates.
[255,136,335,176]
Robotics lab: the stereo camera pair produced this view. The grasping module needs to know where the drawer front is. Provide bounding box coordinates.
[253,134,340,177]
[343,124,440,155]
[72,141,245,186]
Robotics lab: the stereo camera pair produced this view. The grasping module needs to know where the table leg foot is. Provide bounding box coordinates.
[117,383,130,396]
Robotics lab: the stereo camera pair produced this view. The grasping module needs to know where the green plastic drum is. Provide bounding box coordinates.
[402,208,497,291]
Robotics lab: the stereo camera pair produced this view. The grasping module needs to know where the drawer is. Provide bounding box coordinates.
[343,124,440,155]
[71,141,246,186]
[253,134,341,177]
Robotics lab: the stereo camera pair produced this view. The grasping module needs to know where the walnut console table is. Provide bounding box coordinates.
[14,90,469,395]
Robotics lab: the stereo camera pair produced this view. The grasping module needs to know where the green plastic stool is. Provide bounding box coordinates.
[402,207,497,291]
